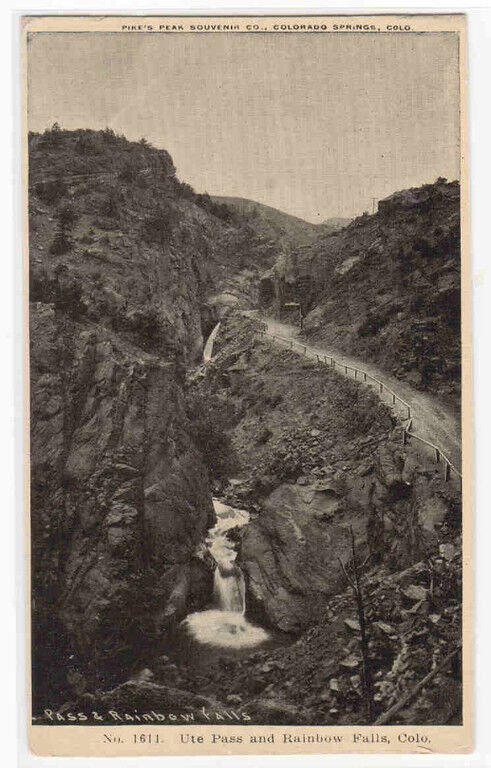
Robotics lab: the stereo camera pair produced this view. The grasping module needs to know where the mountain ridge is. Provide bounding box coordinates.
[211,195,349,249]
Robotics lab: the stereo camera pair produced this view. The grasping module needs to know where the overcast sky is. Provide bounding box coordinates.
[28,32,460,222]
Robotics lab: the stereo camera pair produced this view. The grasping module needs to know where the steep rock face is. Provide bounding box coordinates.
[238,434,456,635]
[30,303,214,707]
[207,316,460,635]
[262,180,460,402]
[29,128,281,366]
[240,483,357,632]
[28,129,284,707]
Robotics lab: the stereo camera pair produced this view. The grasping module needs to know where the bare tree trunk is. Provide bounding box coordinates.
[339,526,375,723]
[374,644,461,725]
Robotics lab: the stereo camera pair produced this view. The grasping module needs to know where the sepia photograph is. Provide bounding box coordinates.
[24,14,470,756]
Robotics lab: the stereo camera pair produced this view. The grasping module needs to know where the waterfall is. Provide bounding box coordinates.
[203,322,221,363]
[213,565,246,614]
[180,499,269,649]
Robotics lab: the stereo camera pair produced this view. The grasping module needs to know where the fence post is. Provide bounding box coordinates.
[445,462,450,482]
[344,365,348,374]
[392,394,396,405]
[304,346,307,356]
[407,406,411,420]
[354,369,358,379]
[363,372,367,382]
[332,359,335,369]
[435,448,440,464]
[379,383,383,394]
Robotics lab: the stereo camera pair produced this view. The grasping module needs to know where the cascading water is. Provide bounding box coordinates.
[203,322,221,363]
[214,565,246,613]
[181,500,269,650]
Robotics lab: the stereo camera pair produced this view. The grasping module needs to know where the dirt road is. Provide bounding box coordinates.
[254,314,462,472]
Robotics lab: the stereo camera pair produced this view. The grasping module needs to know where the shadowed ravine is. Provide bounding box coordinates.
[181,499,270,650]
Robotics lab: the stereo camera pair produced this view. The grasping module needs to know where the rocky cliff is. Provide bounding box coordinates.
[261,179,460,404]
[28,128,280,709]
[148,313,462,726]
[199,316,460,636]
[30,304,215,706]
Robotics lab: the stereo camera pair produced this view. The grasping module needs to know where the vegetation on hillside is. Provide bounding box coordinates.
[29,125,281,360]
[263,179,461,403]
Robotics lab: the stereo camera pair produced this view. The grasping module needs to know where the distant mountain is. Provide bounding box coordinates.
[319,217,352,233]
[211,196,322,250]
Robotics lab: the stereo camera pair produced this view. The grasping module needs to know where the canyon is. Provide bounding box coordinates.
[29,127,462,726]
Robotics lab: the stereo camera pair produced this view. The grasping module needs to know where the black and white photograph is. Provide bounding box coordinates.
[24,14,470,756]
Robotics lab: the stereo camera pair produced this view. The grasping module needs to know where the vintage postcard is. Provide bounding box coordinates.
[23,13,472,757]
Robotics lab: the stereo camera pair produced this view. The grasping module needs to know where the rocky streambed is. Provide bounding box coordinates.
[170,313,462,724]
[37,312,462,726]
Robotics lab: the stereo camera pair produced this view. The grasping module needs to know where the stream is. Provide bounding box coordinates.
[203,321,221,363]
[177,322,271,656]
[180,499,270,650]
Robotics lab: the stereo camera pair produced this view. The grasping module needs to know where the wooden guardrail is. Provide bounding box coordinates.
[257,325,462,485]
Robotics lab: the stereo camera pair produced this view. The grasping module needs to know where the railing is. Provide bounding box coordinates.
[257,325,462,485]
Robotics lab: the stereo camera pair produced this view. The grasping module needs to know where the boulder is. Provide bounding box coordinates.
[239,482,361,632]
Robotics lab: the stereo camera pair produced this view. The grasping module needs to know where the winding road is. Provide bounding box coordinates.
[252,314,462,473]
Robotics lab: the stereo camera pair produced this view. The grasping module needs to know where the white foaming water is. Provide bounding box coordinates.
[203,322,221,363]
[181,499,269,649]
[214,564,246,613]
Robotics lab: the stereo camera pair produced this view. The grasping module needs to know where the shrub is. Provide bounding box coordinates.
[102,126,118,143]
[141,204,177,247]
[41,122,63,148]
[119,159,141,183]
[358,309,395,338]
[185,387,239,481]
[58,204,78,229]
[54,279,86,320]
[75,133,101,155]
[50,228,73,255]
[129,306,163,350]
[30,268,55,303]
[178,182,196,201]
[49,204,78,255]
[35,179,67,206]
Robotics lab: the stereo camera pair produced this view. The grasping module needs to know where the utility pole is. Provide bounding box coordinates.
[371,197,377,214]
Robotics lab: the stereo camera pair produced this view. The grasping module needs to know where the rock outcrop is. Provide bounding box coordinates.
[261,179,461,403]
[30,303,215,707]
[206,316,460,637]
[239,482,356,632]
[28,128,281,709]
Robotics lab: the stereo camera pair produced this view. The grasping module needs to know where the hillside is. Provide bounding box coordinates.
[260,179,461,404]
[319,216,352,234]
[29,128,462,728]
[158,315,462,726]
[211,195,324,250]
[28,126,280,708]
[29,127,280,360]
